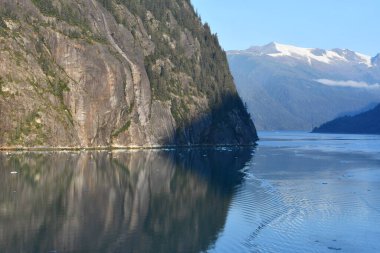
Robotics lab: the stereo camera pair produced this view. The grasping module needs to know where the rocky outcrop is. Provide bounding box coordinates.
[0,0,257,148]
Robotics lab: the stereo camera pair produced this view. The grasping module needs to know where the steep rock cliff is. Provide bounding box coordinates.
[0,0,257,148]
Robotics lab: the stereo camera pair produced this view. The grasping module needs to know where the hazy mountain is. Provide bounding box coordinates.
[228,42,380,130]
[0,0,257,148]
[313,104,380,134]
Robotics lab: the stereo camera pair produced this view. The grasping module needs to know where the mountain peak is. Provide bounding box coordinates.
[241,43,373,67]
[372,53,380,66]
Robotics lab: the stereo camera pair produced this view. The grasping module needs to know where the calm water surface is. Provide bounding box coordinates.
[1,132,380,253]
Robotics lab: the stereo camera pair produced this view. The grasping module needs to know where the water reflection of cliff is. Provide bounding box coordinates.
[0,148,253,253]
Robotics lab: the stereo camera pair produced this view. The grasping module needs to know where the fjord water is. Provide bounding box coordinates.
[1,132,380,253]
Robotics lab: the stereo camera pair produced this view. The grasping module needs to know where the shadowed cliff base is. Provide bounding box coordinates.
[0,93,258,149]
[0,147,255,253]
[160,93,258,146]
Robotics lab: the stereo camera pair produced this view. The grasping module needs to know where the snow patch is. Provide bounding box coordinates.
[252,42,373,67]
[268,42,350,65]
[355,52,373,67]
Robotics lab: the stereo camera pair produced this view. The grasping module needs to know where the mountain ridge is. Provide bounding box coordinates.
[229,42,377,67]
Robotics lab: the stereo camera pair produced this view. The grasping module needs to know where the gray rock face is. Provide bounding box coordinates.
[0,0,257,148]
[228,42,380,131]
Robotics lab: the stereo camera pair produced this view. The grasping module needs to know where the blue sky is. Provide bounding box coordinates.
[190,0,380,56]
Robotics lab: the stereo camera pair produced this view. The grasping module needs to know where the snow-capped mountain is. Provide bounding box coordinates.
[233,42,374,67]
[228,43,380,130]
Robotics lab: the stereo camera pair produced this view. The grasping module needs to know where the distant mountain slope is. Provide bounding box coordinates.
[313,104,380,134]
[227,42,380,130]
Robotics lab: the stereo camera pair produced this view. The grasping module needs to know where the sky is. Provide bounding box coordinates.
[190,0,380,56]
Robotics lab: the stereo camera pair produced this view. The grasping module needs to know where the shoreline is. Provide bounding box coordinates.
[0,143,258,152]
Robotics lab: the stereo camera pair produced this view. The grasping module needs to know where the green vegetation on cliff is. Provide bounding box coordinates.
[31,0,90,29]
